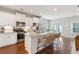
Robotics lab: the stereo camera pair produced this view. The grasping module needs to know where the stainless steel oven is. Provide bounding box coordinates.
[15,21,25,43]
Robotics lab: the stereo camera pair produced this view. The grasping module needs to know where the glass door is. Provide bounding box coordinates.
[53,24,63,33]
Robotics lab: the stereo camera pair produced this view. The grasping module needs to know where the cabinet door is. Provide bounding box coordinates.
[6,33,17,45]
[0,33,17,47]
[16,13,26,22]
[0,34,10,47]
[25,17,33,27]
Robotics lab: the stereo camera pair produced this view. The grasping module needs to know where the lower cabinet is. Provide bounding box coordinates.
[0,33,17,47]
[25,34,39,54]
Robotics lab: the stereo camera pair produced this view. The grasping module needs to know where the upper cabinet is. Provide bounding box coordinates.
[0,11,39,28]
[0,11,16,26]
[25,17,33,27]
[16,12,33,27]
[16,13,26,22]
[25,17,40,27]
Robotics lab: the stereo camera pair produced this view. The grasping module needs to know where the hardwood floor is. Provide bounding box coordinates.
[0,42,28,54]
[0,37,75,54]
[36,37,73,54]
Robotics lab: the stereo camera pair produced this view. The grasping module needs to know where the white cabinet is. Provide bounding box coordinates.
[16,13,33,27]
[16,13,26,22]
[25,33,39,54]
[25,17,33,27]
[16,12,34,27]
[0,11,16,26]
[0,33,17,47]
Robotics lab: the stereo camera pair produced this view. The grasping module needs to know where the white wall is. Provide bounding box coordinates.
[0,11,16,26]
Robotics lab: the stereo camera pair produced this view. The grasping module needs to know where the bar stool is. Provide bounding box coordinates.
[37,34,52,51]
[37,35,46,51]
[44,35,53,47]
[54,33,61,53]
[50,34,56,46]
[37,34,56,52]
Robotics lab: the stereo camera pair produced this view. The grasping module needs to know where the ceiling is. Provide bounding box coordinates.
[1,5,79,20]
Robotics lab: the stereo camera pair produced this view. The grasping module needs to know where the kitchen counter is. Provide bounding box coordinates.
[0,32,17,34]
[0,32,17,47]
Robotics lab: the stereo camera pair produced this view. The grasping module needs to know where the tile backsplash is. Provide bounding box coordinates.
[4,26,13,33]
[0,26,14,33]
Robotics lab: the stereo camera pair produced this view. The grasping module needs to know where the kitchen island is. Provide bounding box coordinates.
[24,32,51,54]
[24,32,77,54]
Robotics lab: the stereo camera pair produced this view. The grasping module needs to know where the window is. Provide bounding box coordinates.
[53,24,63,33]
[58,24,63,33]
[73,22,79,32]
[53,24,57,32]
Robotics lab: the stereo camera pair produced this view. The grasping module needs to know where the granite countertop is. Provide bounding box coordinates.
[25,32,52,37]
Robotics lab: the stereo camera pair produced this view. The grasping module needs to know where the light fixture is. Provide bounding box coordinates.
[53,8,57,11]
[30,9,33,13]
[39,13,43,16]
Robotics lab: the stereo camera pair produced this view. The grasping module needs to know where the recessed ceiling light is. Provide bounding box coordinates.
[39,13,43,16]
[30,9,33,13]
[53,8,57,11]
